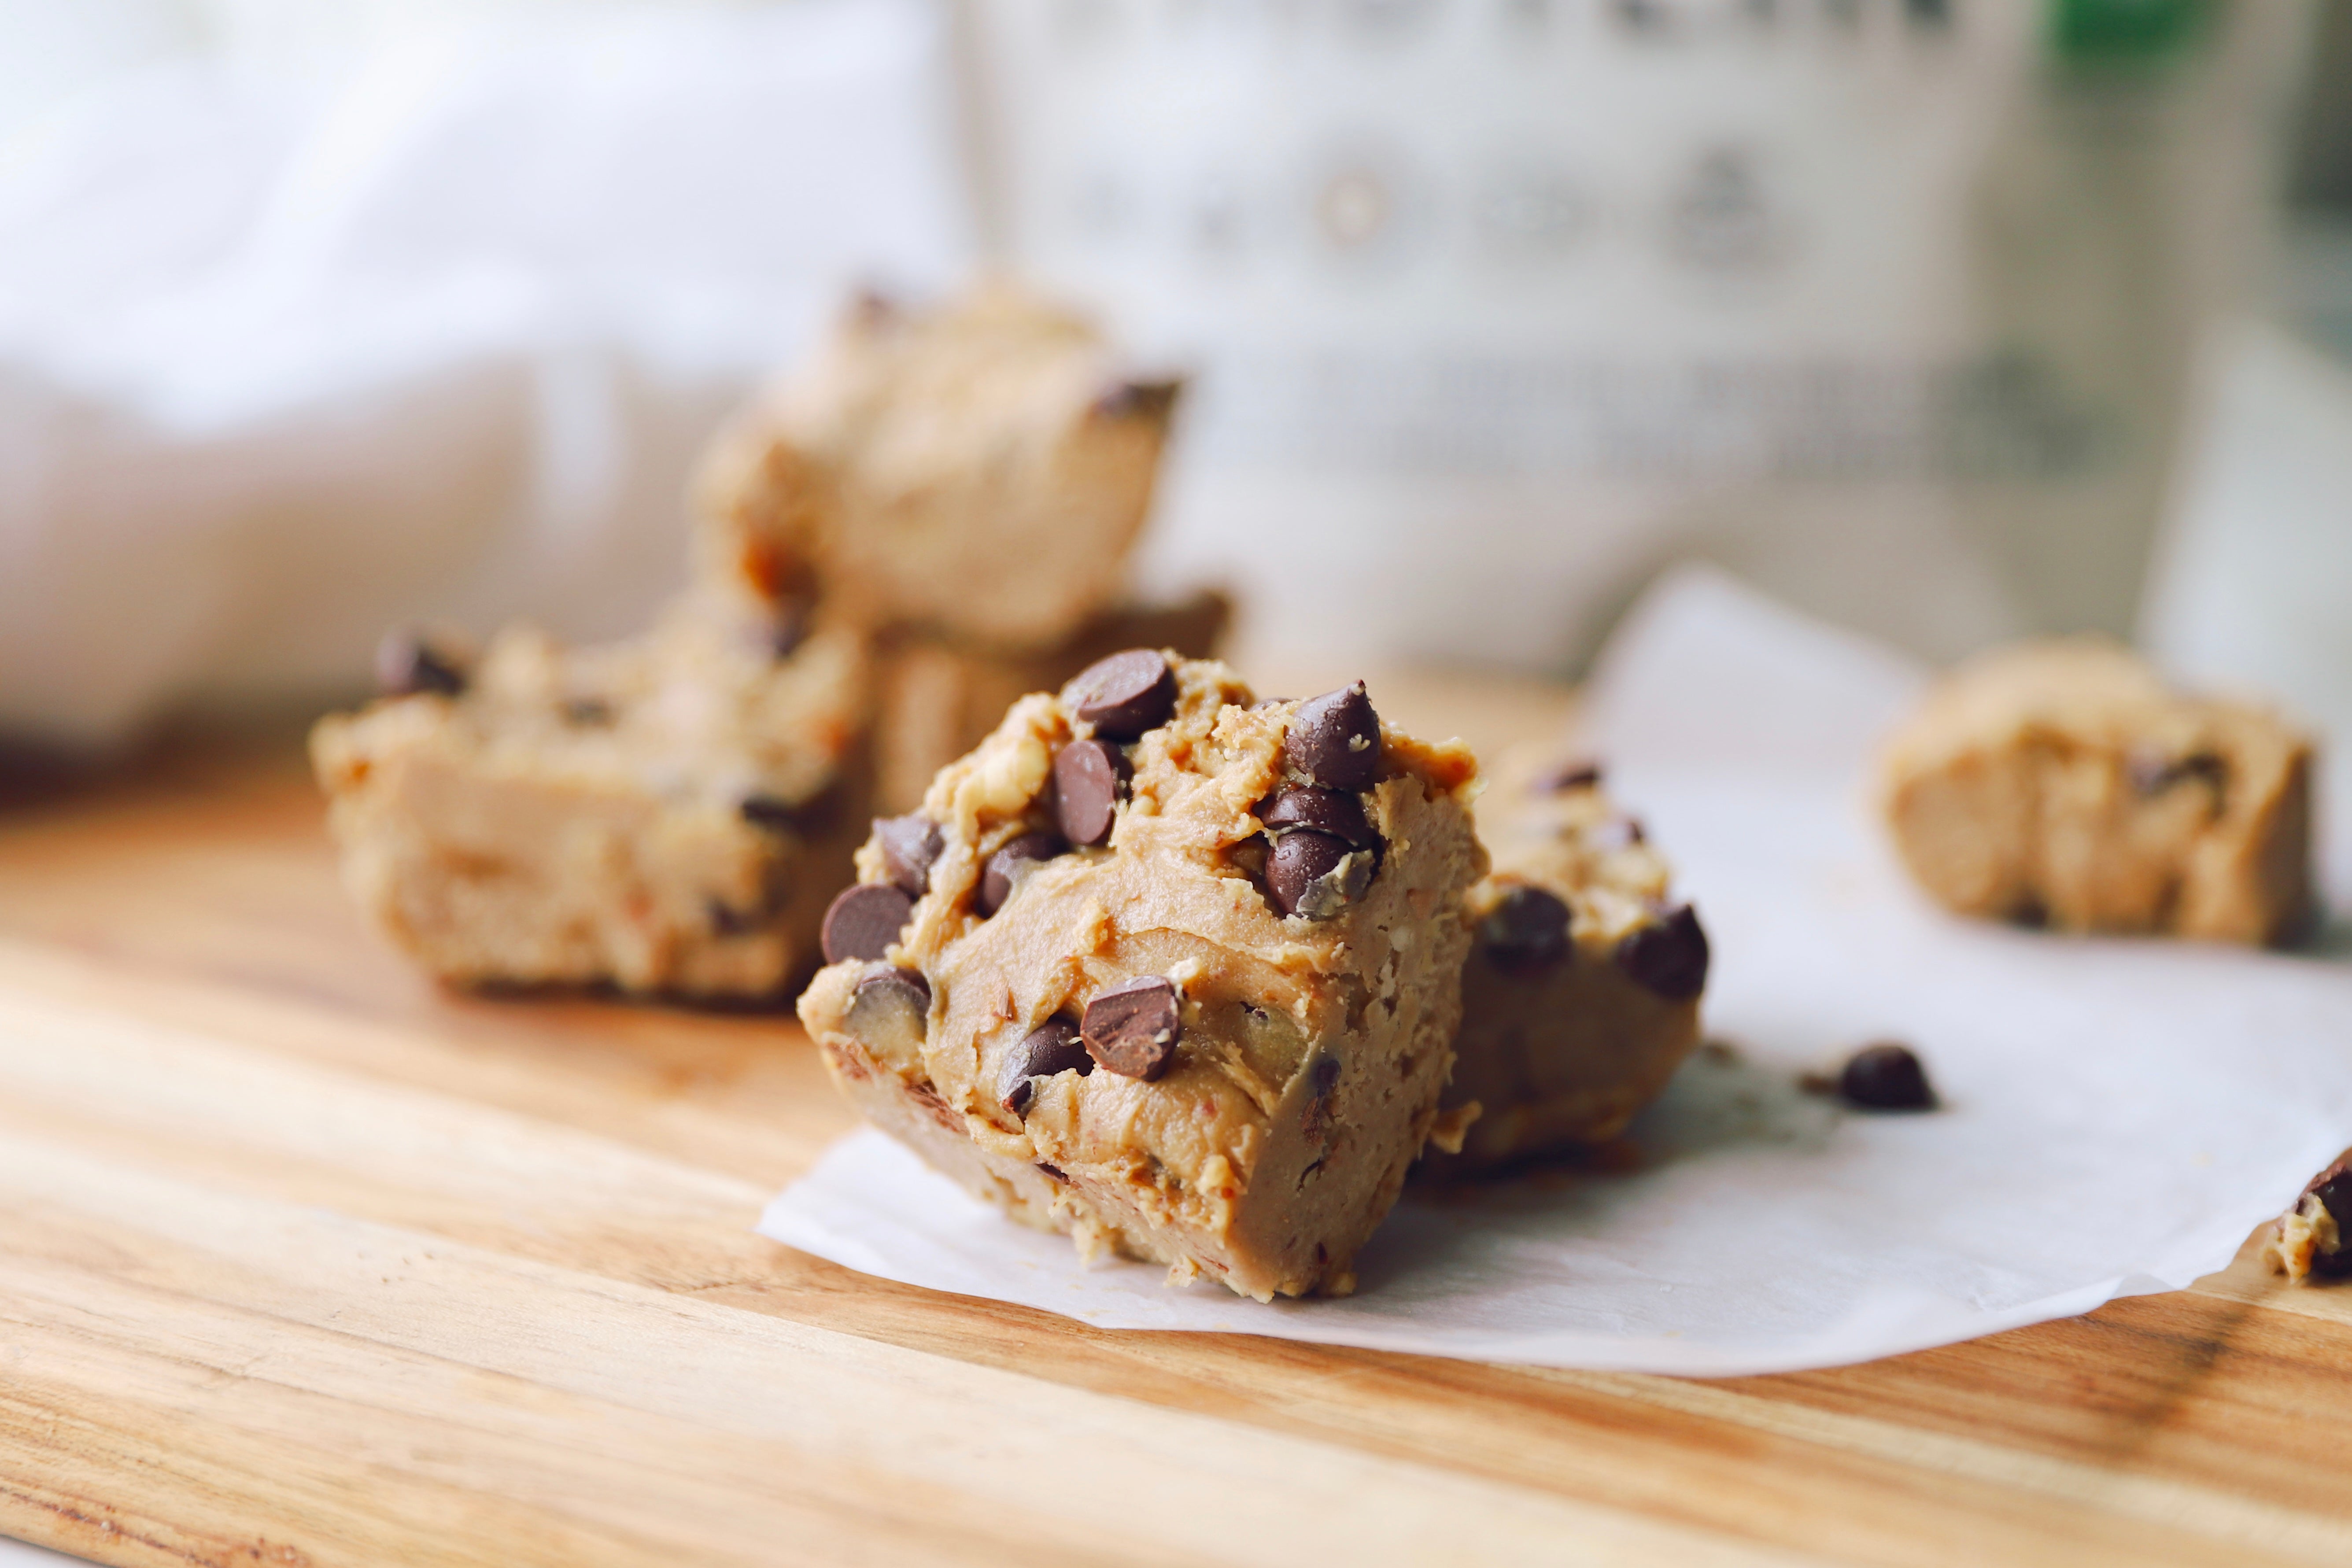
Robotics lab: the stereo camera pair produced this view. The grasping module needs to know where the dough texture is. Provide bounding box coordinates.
[798,653,1486,1299]
[1879,638,2314,944]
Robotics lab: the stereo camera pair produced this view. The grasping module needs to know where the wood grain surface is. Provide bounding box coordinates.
[0,681,2348,1567]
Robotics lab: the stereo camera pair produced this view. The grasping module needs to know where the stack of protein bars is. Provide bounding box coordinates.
[312,284,1224,1000]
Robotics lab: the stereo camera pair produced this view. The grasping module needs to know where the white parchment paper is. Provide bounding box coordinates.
[758,567,2352,1374]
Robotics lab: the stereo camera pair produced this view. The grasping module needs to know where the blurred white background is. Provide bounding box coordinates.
[0,0,2347,756]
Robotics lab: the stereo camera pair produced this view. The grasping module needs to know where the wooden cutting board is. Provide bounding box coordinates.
[0,676,2348,1568]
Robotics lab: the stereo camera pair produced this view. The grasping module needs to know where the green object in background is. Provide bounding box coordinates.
[2052,0,2210,61]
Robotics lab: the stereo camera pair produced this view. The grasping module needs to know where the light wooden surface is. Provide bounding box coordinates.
[0,686,2349,1568]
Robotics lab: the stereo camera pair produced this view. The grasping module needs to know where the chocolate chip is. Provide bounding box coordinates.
[2306,1159,2352,1225]
[1301,1053,1341,1140]
[1036,1162,1069,1183]
[740,794,809,834]
[1838,1042,1936,1111]
[765,599,810,659]
[1482,885,1572,974]
[2126,745,2228,801]
[1536,760,1604,793]
[1614,904,1710,1000]
[1282,682,1381,791]
[1259,786,1378,848]
[1266,829,1376,919]
[1091,377,1184,421]
[1587,817,1646,853]
[563,697,614,726]
[375,629,466,697]
[1053,739,1129,847]
[855,965,931,1013]
[706,897,760,937]
[1082,977,1182,1080]
[874,814,944,897]
[998,1015,1093,1115]
[1065,649,1177,741]
[978,830,1067,916]
[820,883,913,965]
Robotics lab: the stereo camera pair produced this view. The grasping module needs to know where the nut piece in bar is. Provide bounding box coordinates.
[1878,638,2315,945]
[692,283,1185,652]
[1429,748,1709,1173]
[310,602,868,997]
[798,652,1487,1299]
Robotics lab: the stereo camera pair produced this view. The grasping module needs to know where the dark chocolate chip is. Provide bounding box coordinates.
[820,883,914,965]
[1053,739,1129,847]
[1536,760,1604,793]
[1614,904,1710,1001]
[1282,682,1382,791]
[1036,1162,1069,1183]
[765,599,810,660]
[1838,1042,1937,1111]
[997,1015,1093,1115]
[375,629,466,697]
[2126,745,2228,801]
[740,793,811,834]
[1092,377,1184,422]
[978,831,1067,916]
[1482,885,1572,974]
[1587,816,1646,853]
[707,897,760,937]
[855,965,931,1013]
[1082,976,1182,1080]
[563,697,614,727]
[1065,649,1177,741]
[874,814,944,897]
[1259,786,1378,849]
[2306,1159,2352,1227]
[1265,829,1376,919]
[1301,1053,1341,1140]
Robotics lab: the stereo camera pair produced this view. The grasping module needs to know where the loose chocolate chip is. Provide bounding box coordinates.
[1065,649,1177,741]
[1092,377,1184,421]
[997,1015,1093,1115]
[563,697,614,726]
[1536,760,1604,793]
[1482,885,1572,974]
[820,883,914,965]
[1053,738,1129,847]
[1259,786,1378,849]
[1614,904,1710,1000]
[1282,682,1382,791]
[874,814,944,897]
[1838,1042,1937,1111]
[978,831,1067,916]
[1082,977,1182,1080]
[1266,829,1376,919]
[375,629,466,697]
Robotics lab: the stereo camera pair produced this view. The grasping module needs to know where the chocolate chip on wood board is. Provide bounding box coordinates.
[978,831,1068,916]
[1053,739,1130,847]
[874,814,945,897]
[1839,1042,1937,1111]
[1082,977,1182,1080]
[1258,786,1377,848]
[1265,830,1376,919]
[1481,885,1572,974]
[1282,683,1382,791]
[375,629,467,698]
[821,883,914,966]
[1614,904,1710,1001]
[1064,650,1177,741]
[998,1015,1093,1116]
